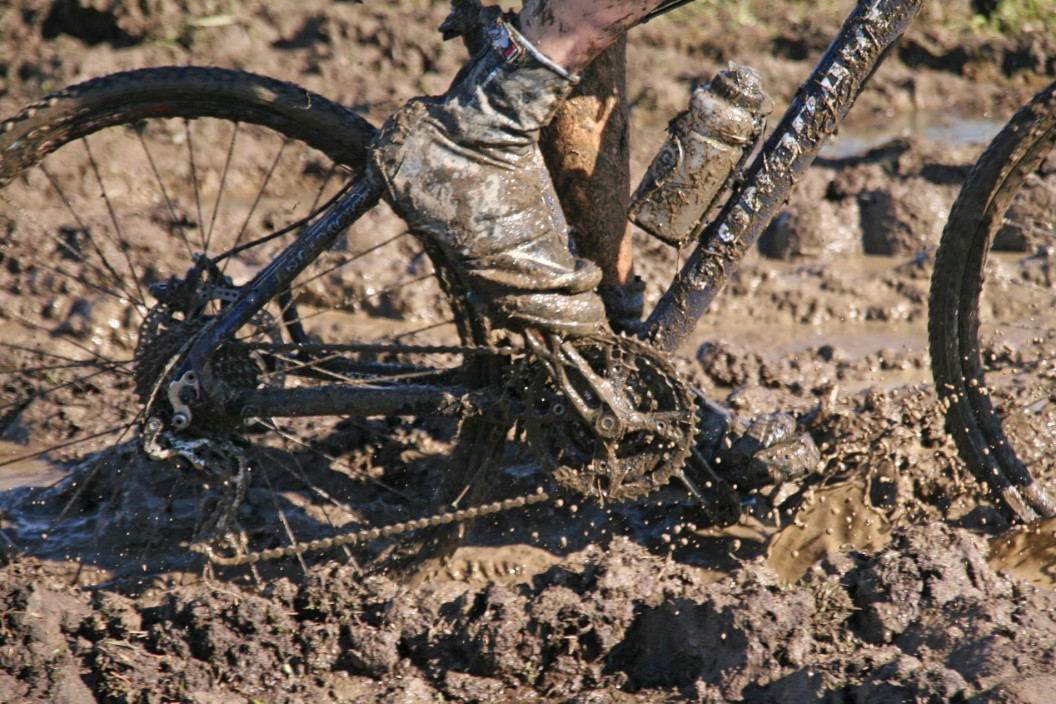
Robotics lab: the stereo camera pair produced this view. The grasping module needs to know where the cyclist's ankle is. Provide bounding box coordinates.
[519,0,660,72]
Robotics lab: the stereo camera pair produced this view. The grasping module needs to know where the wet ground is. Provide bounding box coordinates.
[2,1,1056,702]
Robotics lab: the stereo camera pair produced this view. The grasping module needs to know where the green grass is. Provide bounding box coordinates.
[974,0,1054,34]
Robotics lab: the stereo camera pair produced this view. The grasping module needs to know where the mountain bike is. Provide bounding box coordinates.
[1,0,1053,581]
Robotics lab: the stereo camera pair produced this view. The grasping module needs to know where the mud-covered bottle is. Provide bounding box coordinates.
[629,63,768,247]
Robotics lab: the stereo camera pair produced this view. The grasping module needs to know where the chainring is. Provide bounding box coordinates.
[520,334,697,502]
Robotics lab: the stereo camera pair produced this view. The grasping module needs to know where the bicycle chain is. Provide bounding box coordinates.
[193,488,552,566]
[240,340,518,357]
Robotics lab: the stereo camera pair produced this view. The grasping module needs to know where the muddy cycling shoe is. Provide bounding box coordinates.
[369,18,606,338]
[696,398,820,491]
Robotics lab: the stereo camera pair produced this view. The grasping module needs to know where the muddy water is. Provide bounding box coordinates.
[822,110,1003,159]
[989,517,1056,589]
[679,252,931,374]
[0,441,65,491]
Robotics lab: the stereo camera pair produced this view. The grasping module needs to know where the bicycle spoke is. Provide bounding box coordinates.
[271,271,450,332]
[137,126,199,261]
[184,118,207,251]
[205,121,240,253]
[0,334,133,372]
[83,137,149,308]
[12,255,148,322]
[256,348,450,386]
[0,313,136,372]
[51,436,137,540]
[214,177,357,262]
[0,422,138,470]
[0,356,129,378]
[28,217,142,305]
[261,465,312,575]
[393,319,459,342]
[38,163,143,308]
[225,137,288,267]
[254,441,361,570]
[290,230,411,290]
[0,367,132,423]
[252,417,418,502]
[306,162,341,215]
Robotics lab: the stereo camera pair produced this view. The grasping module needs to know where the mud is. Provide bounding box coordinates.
[2,1,1056,702]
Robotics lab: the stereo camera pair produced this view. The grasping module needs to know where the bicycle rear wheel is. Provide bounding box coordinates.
[0,67,488,582]
[929,80,1056,522]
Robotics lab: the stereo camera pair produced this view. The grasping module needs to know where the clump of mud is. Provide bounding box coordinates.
[3,523,1055,702]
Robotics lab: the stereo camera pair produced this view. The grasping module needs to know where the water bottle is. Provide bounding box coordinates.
[629,63,768,247]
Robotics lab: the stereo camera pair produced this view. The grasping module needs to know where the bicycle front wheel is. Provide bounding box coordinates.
[929,81,1056,522]
[0,67,487,581]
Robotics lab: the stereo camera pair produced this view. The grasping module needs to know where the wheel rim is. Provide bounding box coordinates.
[967,141,1056,518]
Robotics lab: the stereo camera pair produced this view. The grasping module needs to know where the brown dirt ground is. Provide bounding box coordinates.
[2,1,1056,702]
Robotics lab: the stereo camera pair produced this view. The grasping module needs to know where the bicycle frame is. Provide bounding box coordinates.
[171,0,925,423]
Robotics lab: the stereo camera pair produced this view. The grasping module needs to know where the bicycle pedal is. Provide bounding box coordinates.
[719,413,820,490]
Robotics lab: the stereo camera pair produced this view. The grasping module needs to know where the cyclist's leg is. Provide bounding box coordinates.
[524,1,819,488]
[542,37,645,332]
[528,0,654,331]
[519,0,660,72]
[370,0,664,337]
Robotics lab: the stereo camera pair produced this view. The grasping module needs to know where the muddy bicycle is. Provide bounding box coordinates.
[1,0,1054,578]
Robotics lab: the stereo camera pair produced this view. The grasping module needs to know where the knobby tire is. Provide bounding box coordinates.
[929,80,1056,522]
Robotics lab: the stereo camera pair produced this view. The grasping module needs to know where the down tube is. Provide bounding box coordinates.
[644,0,925,354]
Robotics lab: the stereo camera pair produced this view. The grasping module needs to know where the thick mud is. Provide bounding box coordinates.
[2,1,1056,702]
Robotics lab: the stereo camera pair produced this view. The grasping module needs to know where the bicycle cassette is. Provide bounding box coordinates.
[134,258,283,430]
[520,334,697,502]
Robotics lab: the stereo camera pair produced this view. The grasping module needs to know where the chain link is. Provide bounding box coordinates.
[240,340,518,357]
[193,488,551,566]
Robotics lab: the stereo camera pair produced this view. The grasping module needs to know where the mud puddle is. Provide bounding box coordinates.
[677,252,934,402]
[822,109,1004,159]
[0,442,66,492]
[989,517,1056,589]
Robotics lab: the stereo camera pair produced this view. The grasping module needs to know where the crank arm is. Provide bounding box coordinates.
[523,333,605,429]
[618,410,689,439]
[525,331,659,440]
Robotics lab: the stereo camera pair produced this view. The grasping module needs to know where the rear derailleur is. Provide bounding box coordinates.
[134,255,277,543]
